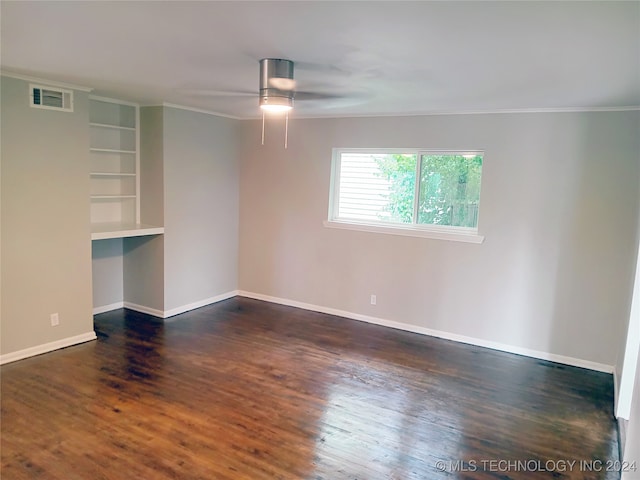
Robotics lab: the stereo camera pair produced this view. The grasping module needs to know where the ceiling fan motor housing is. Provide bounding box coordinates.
[259,58,294,109]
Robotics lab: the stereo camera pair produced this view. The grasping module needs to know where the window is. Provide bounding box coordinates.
[326,149,484,243]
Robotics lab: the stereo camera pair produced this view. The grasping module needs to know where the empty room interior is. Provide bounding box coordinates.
[1,1,640,479]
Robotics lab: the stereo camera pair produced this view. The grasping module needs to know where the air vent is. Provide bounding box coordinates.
[30,84,73,112]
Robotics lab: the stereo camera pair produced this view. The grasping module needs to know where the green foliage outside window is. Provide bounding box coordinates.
[372,154,416,223]
[374,153,482,228]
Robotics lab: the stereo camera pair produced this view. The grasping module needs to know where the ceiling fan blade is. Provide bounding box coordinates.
[294,91,353,101]
[179,89,255,97]
[292,61,347,75]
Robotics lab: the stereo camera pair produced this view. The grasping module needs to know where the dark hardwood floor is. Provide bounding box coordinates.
[1,297,619,479]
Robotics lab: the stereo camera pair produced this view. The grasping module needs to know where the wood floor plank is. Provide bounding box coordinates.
[1,297,619,479]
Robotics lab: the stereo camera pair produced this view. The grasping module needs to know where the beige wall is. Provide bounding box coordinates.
[1,76,94,355]
[122,106,166,312]
[92,238,123,308]
[238,111,640,367]
[162,107,239,311]
[139,106,165,227]
[117,106,239,315]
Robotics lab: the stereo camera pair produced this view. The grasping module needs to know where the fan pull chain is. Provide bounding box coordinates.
[260,111,290,148]
[284,112,289,149]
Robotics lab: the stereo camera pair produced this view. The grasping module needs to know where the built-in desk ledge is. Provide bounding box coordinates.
[91,222,165,240]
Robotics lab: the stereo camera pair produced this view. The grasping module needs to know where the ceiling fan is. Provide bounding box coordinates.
[182,58,361,147]
[257,58,353,112]
[182,58,358,112]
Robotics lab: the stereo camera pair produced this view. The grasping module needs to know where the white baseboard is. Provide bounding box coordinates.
[618,417,628,458]
[614,367,620,416]
[0,332,97,365]
[122,301,165,318]
[123,290,239,319]
[237,291,614,374]
[162,290,239,318]
[93,301,124,315]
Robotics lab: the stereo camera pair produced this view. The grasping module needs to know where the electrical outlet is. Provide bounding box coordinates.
[370,294,377,306]
[50,313,59,326]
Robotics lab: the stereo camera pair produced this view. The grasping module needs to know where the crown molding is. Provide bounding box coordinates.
[0,70,93,92]
[278,105,640,121]
[147,102,243,120]
[89,94,139,107]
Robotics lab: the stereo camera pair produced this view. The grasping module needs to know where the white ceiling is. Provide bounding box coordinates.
[1,1,639,119]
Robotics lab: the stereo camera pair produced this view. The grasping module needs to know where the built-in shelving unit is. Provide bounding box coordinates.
[89,96,163,240]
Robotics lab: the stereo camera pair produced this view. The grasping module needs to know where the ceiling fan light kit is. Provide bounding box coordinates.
[259,95,293,113]
[260,58,294,148]
[259,58,294,112]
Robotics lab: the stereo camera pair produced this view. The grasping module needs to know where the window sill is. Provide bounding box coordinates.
[323,220,485,244]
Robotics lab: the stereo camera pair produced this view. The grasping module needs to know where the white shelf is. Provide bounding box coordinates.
[91,222,164,240]
[90,148,136,154]
[91,195,137,199]
[90,122,136,131]
[90,97,140,228]
[90,172,136,177]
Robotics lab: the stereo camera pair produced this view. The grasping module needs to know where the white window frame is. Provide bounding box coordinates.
[325,148,485,244]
